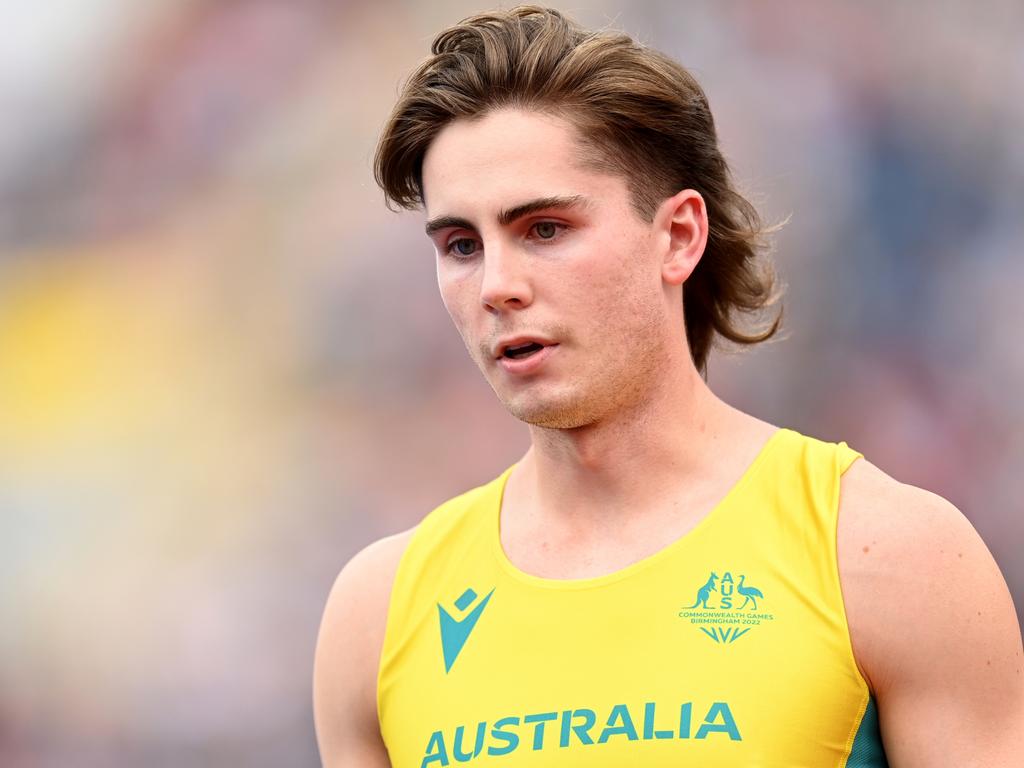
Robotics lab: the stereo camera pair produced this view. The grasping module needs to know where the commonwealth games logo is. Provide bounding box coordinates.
[677,570,775,644]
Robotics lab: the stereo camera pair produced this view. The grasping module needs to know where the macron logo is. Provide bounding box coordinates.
[438,587,494,674]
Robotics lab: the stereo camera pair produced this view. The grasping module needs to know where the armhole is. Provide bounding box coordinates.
[831,441,874,694]
[373,477,510,736]
[828,441,885,764]
[374,526,419,732]
[836,441,862,475]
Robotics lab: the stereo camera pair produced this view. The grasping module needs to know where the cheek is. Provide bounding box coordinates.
[571,241,663,336]
[572,236,652,300]
[437,268,477,331]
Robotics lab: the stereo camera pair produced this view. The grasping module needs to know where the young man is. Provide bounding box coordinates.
[313,6,1023,767]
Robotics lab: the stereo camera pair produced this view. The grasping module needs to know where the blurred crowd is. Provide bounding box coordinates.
[1,0,1021,764]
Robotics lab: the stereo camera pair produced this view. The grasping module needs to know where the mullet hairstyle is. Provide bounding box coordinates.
[374,5,784,376]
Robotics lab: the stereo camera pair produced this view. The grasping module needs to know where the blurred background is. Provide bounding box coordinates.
[1,0,1021,764]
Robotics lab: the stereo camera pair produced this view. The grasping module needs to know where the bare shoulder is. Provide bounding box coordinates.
[320,525,418,663]
[313,526,417,767]
[836,457,993,619]
[836,456,1023,760]
[837,458,1020,686]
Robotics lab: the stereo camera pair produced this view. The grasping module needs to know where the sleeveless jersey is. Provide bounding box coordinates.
[377,427,889,767]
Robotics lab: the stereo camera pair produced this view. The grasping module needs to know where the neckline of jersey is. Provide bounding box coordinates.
[488,426,793,591]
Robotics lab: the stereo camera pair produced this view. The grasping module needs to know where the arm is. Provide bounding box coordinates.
[838,459,1024,767]
[313,529,414,768]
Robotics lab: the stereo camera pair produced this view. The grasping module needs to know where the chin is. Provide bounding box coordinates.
[501,389,596,430]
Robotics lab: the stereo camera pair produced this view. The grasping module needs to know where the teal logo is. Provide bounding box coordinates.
[678,571,774,644]
[438,587,494,673]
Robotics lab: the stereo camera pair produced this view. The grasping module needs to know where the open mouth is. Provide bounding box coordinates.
[503,341,546,359]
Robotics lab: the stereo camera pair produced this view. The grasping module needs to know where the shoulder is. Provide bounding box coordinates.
[335,526,418,591]
[836,457,986,598]
[313,527,417,753]
[317,525,417,670]
[836,455,1022,697]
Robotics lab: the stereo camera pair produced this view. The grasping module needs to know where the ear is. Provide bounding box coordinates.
[654,189,708,286]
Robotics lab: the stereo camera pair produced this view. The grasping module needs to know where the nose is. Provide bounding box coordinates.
[479,241,533,313]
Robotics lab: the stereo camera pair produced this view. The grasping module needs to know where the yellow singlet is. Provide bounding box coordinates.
[377,427,889,767]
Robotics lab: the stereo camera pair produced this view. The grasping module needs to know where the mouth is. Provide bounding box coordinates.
[495,340,559,375]
[495,334,558,360]
[501,341,547,360]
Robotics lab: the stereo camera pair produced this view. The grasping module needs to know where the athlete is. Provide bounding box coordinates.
[313,6,1023,767]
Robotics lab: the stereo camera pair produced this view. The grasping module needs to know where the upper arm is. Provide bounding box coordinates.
[837,459,1024,767]
[312,528,414,768]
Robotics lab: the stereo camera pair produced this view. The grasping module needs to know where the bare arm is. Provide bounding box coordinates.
[312,529,414,768]
[838,459,1024,767]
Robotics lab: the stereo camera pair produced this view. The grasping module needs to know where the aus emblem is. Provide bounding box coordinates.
[677,570,775,644]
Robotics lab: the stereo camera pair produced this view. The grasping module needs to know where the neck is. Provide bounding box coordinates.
[514,352,764,528]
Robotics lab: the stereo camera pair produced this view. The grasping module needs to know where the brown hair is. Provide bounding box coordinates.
[374,5,784,376]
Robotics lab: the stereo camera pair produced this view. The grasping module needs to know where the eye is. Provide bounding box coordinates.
[445,237,479,257]
[529,221,566,240]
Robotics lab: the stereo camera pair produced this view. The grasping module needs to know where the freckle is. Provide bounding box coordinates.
[977,611,982,616]
[862,546,870,554]
[986,659,991,666]
[957,552,963,558]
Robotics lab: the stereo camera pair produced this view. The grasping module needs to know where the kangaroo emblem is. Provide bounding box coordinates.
[685,572,719,609]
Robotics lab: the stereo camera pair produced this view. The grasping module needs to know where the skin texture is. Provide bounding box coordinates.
[312,107,1024,766]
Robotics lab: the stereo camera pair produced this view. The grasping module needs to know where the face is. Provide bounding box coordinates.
[420,108,685,430]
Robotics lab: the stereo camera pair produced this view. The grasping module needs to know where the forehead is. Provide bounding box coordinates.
[420,108,628,218]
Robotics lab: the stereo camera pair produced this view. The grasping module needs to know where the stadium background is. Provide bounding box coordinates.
[1,0,1021,764]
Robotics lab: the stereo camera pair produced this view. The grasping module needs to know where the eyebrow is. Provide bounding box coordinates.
[424,194,591,236]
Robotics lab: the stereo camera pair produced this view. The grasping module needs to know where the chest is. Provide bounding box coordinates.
[380,555,869,767]
[497,501,717,581]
